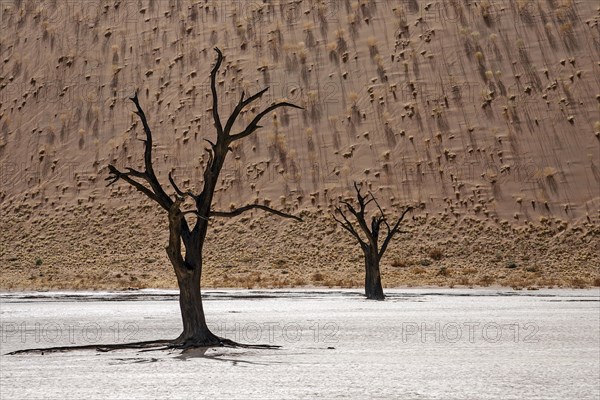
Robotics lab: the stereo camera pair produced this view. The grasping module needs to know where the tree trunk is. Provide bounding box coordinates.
[173,262,219,346]
[364,249,385,300]
[164,204,219,346]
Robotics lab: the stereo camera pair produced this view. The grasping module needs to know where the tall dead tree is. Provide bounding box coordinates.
[104,48,302,348]
[333,183,412,300]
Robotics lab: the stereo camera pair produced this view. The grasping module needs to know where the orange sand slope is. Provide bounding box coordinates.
[0,1,598,290]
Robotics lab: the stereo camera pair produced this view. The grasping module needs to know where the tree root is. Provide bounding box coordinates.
[6,337,279,356]
[172,337,279,351]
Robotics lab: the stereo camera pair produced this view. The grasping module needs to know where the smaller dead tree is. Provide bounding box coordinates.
[333,183,413,300]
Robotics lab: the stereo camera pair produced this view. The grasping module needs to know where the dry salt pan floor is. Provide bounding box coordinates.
[1,289,599,399]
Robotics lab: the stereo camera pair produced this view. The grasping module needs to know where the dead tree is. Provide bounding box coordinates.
[109,48,303,348]
[8,48,303,355]
[333,183,412,300]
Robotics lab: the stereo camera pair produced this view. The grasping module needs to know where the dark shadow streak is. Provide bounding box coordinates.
[174,347,277,366]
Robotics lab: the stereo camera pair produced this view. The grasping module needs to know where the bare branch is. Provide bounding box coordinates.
[243,87,270,106]
[353,182,373,214]
[341,196,374,245]
[129,93,173,210]
[378,206,413,259]
[203,138,216,150]
[353,182,364,203]
[211,47,224,136]
[370,192,390,237]
[168,172,185,197]
[124,167,147,180]
[194,49,303,245]
[129,94,153,177]
[106,164,160,204]
[181,210,209,221]
[168,172,197,200]
[370,192,385,218]
[229,102,304,141]
[340,200,359,217]
[223,87,270,135]
[333,207,368,249]
[211,204,302,221]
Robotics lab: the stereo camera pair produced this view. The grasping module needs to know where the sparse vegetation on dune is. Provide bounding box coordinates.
[1,205,598,291]
[0,0,599,293]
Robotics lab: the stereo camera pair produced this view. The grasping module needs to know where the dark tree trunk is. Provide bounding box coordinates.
[174,264,219,345]
[364,249,384,300]
[166,205,220,346]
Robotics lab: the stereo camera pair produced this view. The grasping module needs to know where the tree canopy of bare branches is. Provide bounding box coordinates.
[334,183,413,300]
[106,48,303,348]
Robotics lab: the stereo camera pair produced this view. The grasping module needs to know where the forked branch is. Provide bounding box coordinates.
[223,87,269,135]
[210,47,224,136]
[106,94,173,211]
[378,205,413,258]
[229,101,304,142]
[333,206,368,249]
[334,182,413,257]
[106,165,159,203]
[168,172,197,201]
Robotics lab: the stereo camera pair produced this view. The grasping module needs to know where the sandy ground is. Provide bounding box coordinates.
[1,289,599,399]
[1,205,599,290]
[1,1,599,290]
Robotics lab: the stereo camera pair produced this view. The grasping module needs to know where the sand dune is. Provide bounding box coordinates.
[0,0,598,290]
